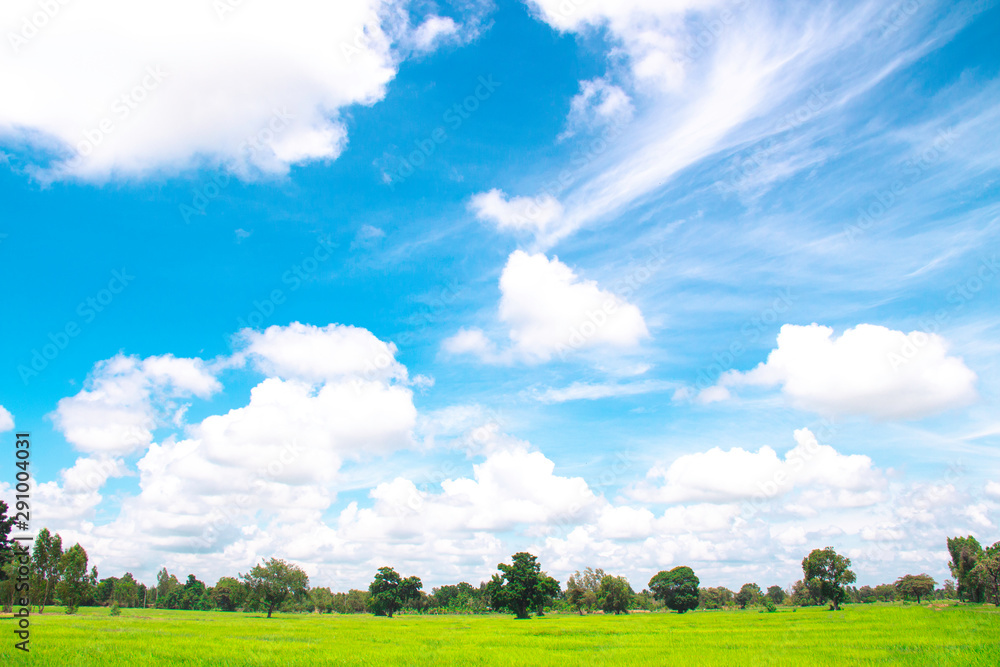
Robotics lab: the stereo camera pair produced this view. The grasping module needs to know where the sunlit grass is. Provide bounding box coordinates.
[2,602,998,665]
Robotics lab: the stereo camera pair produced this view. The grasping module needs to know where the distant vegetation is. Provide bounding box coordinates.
[2,503,998,617]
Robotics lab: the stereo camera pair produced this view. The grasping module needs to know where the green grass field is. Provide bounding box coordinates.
[2,603,999,666]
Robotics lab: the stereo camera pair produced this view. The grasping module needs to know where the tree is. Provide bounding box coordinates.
[565,567,604,614]
[766,585,787,605]
[31,528,63,613]
[0,501,14,583]
[55,543,90,613]
[598,575,633,614]
[309,586,334,613]
[649,566,700,613]
[895,574,936,604]
[331,589,371,614]
[735,583,762,609]
[948,536,986,603]
[699,587,734,609]
[428,582,487,613]
[368,566,422,618]
[485,552,560,619]
[211,576,247,612]
[241,558,309,619]
[802,547,856,610]
[971,542,1000,606]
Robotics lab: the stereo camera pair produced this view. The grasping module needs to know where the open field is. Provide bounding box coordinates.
[2,603,999,666]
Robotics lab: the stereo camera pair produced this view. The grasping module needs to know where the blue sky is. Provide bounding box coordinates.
[1,0,999,592]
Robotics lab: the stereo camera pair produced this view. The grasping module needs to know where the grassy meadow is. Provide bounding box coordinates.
[2,603,999,666]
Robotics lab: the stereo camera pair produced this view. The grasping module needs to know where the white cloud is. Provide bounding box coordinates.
[0,405,13,432]
[441,327,498,360]
[534,379,672,403]
[444,250,648,364]
[503,1,949,245]
[51,354,221,455]
[240,322,408,384]
[0,1,468,180]
[985,481,1000,500]
[629,428,885,505]
[409,15,459,52]
[469,189,569,250]
[560,77,634,140]
[711,324,978,419]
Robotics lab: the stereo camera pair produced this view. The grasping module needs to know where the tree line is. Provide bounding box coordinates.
[2,510,998,618]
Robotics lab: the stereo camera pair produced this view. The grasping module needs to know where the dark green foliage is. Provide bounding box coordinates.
[699,587,734,609]
[210,576,247,611]
[801,547,856,610]
[485,552,560,619]
[330,589,371,613]
[649,567,700,613]
[427,582,489,613]
[947,536,985,602]
[735,583,762,609]
[565,568,604,614]
[55,543,91,613]
[766,585,787,605]
[368,566,422,618]
[972,542,1000,605]
[241,558,309,618]
[0,501,14,583]
[598,575,633,614]
[31,527,63,612]
[895,574,936,603]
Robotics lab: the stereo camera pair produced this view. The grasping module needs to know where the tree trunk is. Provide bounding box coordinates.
[40,578,50,614]
[267,603,274,618]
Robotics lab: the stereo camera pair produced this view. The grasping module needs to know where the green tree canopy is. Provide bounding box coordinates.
[802,547,856,610]
[485,552,560,619]
[947,536,985,602]
[211,576,247,612]
[31,528,63,613]
[55,543,90,613]
[699,586,734,609]
[565,567,604,615]
[308,586,334,613]
[649,566,700,613]
[766,585,787,605]
[368,566,423,618]
[598,575,633,614]
[241,558,309,618]
[0,500,15,583]
[971,542,1000,606]
[735,583,762,609]
[895,573,937,604]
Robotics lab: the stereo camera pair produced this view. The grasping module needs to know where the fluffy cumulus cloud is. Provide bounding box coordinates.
[526,0,712,91]
[707,324,978,419]
[239,322,408,384]
[443,250,648,364]
[469,189,569,250]
[51,353,221,455]
[629,428,886,506]
[343,443,600,537]
[0,0,471,180]
[0,405,13,432]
